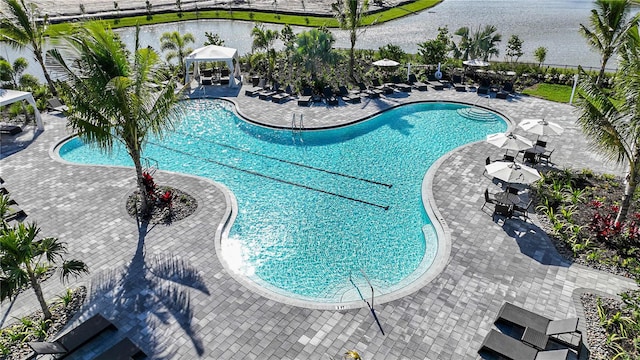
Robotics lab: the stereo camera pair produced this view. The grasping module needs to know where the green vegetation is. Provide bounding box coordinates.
[522,83,573,103]
[46,0,442,33]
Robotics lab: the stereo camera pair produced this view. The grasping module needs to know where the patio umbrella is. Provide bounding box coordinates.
[372,58,400,67]
[462,59,490,67]
[486,132,534,152]
[485,161,541,184]
[518,118,564,137]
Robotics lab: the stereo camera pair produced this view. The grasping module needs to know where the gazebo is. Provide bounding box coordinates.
[0,89,44,131]
[184,45,242,88]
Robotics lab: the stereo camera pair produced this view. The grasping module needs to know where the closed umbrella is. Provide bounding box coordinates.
[486,132,533,152]
[485,161,541,184]
[518,118,564,137]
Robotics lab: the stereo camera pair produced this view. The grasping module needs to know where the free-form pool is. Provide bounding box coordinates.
[58,99,507,306]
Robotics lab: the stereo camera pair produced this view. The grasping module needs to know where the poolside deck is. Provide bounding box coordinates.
[0,84,635,359]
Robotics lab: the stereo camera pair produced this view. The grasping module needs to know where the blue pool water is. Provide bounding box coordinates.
[58,99,507,303]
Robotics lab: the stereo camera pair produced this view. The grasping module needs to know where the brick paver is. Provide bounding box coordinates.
[0,85,636,359]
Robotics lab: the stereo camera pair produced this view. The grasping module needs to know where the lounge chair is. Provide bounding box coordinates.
[245,78,266,97]
[0,124,22,135]
[28,314,117,358]
[391,75,412,92]
[47,98,69,113]
[452,74,466,91]
[372,79,394,95]
[496,302,580,336]
[357,82,382,98]
[220,68,230,85]
[200,69,213,86]
[258,82,280,100]
[338,86,361,104]
[494,203,513,219]
[297,86,313,106]
[272,85,294,103]
[322,86,339,106]
[93,337,146,360]
[479,329,570,360]
[427,74,444,90]
[407,74,428,91]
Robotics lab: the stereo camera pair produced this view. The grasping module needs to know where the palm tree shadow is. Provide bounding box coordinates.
[85,219,209,358]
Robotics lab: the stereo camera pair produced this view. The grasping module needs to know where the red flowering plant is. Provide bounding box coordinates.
[158,190,173,209]
[589,202,640,249]
[141,172,157,201]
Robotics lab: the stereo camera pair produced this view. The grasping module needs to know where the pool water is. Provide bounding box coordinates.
[58,99,507,304]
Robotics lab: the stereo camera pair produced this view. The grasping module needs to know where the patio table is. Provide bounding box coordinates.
[495,191,521,205]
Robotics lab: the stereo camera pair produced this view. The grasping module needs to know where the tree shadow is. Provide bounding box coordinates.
[80,219,209,358]
[0,127,44,160]
[499,216,572,267]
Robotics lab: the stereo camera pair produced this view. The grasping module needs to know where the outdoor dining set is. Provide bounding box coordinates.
[481,118,564,220]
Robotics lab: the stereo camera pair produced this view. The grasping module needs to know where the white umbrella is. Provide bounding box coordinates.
[462,59,490,67]
[518,118,564,137]
[373,58,400,67]
[486,132,534,152]
[485,161,541,184]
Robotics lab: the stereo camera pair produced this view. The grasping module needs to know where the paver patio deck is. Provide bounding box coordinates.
[0,84,636,359]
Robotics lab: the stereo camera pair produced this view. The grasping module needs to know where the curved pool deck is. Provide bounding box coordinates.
[0,85,636,359]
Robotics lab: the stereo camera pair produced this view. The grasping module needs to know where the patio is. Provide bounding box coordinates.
[0,85,636,359]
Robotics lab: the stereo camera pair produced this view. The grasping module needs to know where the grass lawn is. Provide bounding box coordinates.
[47,0,443,32]
[521,83,574,103]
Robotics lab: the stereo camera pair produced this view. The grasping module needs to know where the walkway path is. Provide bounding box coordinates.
[0,85,636,359]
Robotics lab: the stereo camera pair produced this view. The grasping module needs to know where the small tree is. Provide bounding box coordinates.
[378,43,405,62]
[204,32,225,46]
[0,222,89,320]
[418,27,450,65]
[534,46,547,66]
[505,34,524,63]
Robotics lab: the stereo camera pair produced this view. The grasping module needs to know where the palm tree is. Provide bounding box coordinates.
[452,25,501,61]
[0,0,57,95]
[579,0,638,86]
[251,23,279,80]
[576,25,640,224]
[47,22,183,216]
[0,222,89,320]
[295,27,337,78]
[332,0,369,80]
[159,31,195,75]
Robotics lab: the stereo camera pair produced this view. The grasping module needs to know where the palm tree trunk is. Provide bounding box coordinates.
[35,51,58,97]
[28,270,52,320]
[132,149,150,217]
[349,32,356,81]
[616,161,638,224]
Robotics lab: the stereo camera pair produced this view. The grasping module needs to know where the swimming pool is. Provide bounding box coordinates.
[58,99,507,307]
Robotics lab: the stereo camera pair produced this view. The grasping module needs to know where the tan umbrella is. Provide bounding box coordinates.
[486,132,533,152]
[485,161,541,184]
[519,119,564,137]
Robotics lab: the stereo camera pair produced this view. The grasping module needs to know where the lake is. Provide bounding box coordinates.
[3,0,638,80]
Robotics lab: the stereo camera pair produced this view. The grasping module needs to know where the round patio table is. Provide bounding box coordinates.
[495,191,521,205]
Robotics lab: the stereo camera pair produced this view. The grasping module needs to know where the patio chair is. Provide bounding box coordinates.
[258,82,280,100]
[495,302,580,336]
[200,69,213,86]
[513,199,534,220]
[523,151,538,165]
[323,86,339,106]
[338,85,362,104]
[482,188,500,211]
[220,68,230,85]
[493,203,513,219]
[372,79,394,94]
[28,313,117,358]
[408,74,428,91]
[496,90,510,99]
[0,124,22,135]
[479,329,570,360]
[93,337,146,360]
[502,154,515,162]
[536,140,547,148]
[502,81,515,94]
[538,149,554,166]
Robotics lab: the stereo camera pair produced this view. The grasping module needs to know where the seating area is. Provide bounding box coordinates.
[478,302,585,360]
